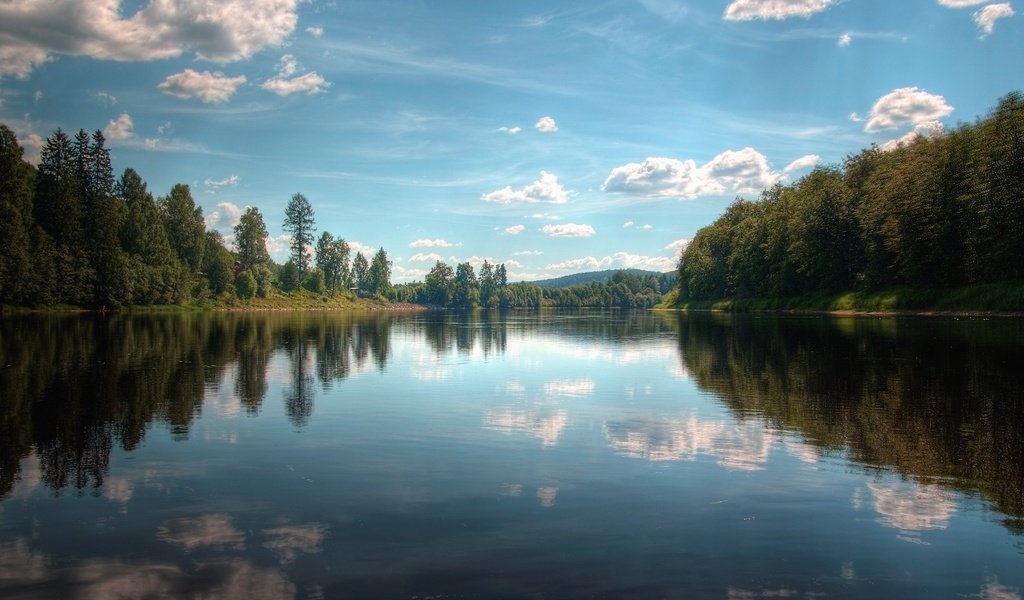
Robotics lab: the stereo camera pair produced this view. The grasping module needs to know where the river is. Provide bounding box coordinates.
[1,310,1021,599]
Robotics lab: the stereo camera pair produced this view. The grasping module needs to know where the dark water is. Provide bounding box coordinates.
[1,310,1022,599]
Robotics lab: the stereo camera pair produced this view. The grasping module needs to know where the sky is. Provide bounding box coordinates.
[0,0,1020,283]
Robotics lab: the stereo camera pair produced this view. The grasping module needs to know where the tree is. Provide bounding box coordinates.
[233,206,273,297]
[424,260,455,306]
[315,231,350,294]
[367,247,392,297]
[116,168,186,304]
[353,252,368,291]
[454,262,478,307]
[0,125,36,305]
[201,231,235,296]
[160,183,206,274]
[283,192,315,275]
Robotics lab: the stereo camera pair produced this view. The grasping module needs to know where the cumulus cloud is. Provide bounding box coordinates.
[541,223,595,238]
[546,252,675,272]
[103,113,134,140]
[0,0,299,78]
[838,32,852,46]
[158,69,247,104]
[306,26,324,38]
[410,239,456,248]
[603,147,781,200]
[534,116,558,132]
[205,202,243,229]
[482,171,569,204]
[497,126,522,134]
[864,87,954,132]
[880,120,945,151]
[505,224,526,235]
[724,0,835,21]
[409,252,443,262]
[665,238,692,252]
[782,154,820,174]
[974,3,1014,36]
[262,54,330,96]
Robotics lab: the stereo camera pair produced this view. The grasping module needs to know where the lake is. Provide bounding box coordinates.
[1,310,1022,599]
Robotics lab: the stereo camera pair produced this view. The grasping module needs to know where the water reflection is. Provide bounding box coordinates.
[676,313,1024,525]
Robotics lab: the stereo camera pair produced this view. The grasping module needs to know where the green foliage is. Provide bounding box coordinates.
[236,269,258,299]
[160,183,206,276]
[315,231,350,294]
[352,252,369,291]
[303,268,326,294]
[678,92,1024,303]
[367,248,392,297]
[283,192,315,274]
[279,260,300,293]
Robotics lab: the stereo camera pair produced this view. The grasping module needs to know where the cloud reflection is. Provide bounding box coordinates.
[157,513,246,552]
[604,414,777,471]
[485,408,568,447]
[262,523,329,564]
[866,479,956,533]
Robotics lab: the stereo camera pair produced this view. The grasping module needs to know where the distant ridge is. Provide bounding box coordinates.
[529,269,673,289]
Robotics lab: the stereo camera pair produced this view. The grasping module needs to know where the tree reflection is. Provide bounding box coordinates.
[0,311,410,497]
[675,313,1024,525]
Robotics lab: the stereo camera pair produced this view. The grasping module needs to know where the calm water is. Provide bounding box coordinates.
[1,310,1022,599]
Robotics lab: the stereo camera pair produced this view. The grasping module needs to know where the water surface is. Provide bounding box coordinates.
[1,311,1022,599]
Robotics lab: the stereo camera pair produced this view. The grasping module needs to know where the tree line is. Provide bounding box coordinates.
[0,125,394,307]
[392,262,674,309]
[678,92,1024,301]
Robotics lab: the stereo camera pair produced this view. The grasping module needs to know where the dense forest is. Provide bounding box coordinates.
[677,92,1024,302]
[0,124,394,308]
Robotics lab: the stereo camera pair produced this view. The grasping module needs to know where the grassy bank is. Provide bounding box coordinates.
[2,291,426,314]
[660,282,1024,314]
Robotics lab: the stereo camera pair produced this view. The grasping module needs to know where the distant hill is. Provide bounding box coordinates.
[529,269,674,289]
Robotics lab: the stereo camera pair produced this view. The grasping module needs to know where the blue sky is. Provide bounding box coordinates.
[0,0,1020,282]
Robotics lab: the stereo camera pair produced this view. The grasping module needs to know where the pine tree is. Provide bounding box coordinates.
[283,192,315,275]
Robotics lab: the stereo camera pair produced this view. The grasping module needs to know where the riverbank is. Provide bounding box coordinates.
[660,282,1024,316]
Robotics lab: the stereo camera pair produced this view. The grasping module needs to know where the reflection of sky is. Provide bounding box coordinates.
[863,479,956,534]
[604,413,790,471]
[485,408,569,447]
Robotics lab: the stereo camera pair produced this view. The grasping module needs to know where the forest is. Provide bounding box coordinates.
[677,92,1024,303]
[0,124,393,308]
[0,124,677,311]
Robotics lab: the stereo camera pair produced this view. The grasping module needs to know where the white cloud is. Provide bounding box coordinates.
[262,54,330,96]
[838,32,852,47]
[849,112,865,122]
[205,201,242,229]
[938,0,987,6]
[33,90,43,103]
[546,256,613,271]
[96,92,117,106]
[482,171,569,204]
[0,0,299,78]
[348,241,377,256]
[497,126,522,134]
[545,252,675,272]
[306,26,324,38]
[724,0,835,21]
[541,223,596,238]
[864,87,954,132]
[103,113,134,140]
[410,238,456,248]
[205,174,240,188]
[158,69,247,104]
[974,3,1014,36]
[514,250,543,256]
[782,154,820,174]
[880,120,945,152]
[505,224,526,235]
[409,252,443,262]
[603,147,781,200]
[529,213,561,220]
[534,116,558,132]
[666,238,691,252]
[623,221,635,228]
